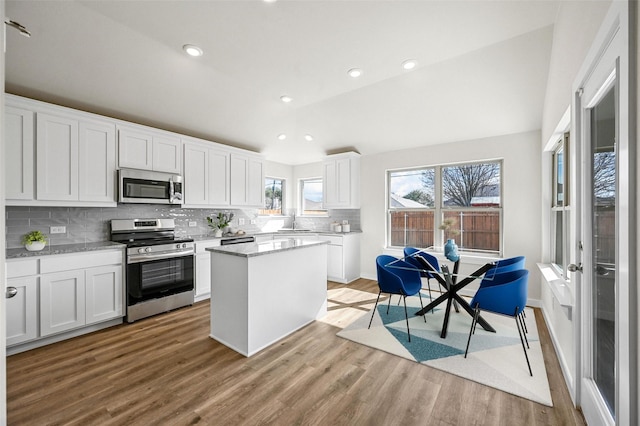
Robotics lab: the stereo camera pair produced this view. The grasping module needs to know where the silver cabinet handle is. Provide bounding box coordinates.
[6,287,18,299]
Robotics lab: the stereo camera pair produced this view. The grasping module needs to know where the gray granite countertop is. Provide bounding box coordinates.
[189,230,362,242]
[6,241,125,259]
[206,238,328,258]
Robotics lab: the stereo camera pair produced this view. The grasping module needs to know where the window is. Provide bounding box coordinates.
[300,177,326,215]
[551,133,570,275]
[260,177,284,215]
[388,161,502,254]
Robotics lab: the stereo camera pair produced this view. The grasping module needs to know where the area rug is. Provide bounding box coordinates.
[337,292,553,406]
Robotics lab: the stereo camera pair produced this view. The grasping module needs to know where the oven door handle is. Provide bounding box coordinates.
[128,250,194,264]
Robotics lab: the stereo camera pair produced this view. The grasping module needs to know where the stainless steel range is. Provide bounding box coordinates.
[111,218,194,323]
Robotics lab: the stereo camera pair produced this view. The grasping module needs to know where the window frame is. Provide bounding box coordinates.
[551,133,571,276]
[259,176,285,216]
[387,159,503,255]
[299,177,327,216]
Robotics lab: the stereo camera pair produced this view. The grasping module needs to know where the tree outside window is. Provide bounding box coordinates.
[260,177,283,215]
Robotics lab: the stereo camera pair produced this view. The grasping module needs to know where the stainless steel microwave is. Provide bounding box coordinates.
[118,168,183,205]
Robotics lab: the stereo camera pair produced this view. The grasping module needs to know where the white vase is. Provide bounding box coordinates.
[214,229,223,238]
[25,241,46,251]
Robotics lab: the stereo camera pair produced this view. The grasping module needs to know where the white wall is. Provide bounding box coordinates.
[359,130,543,301]
[541,0,612,145]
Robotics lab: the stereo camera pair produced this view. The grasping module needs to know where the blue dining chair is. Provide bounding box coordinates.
[484,255,528,331]
[464,269,532,376]
[369,255,426,342]
[403,247,442,307]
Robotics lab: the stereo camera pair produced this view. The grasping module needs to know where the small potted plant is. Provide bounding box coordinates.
[22,230,48,252]
[207,212,234,237]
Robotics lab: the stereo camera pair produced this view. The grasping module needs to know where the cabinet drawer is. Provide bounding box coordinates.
[195,239,221,253]
[319,235,343,245]
[40,250,123,274]
[6,259,39,278]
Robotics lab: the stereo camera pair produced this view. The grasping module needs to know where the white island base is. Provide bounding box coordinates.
[207,239,328,357]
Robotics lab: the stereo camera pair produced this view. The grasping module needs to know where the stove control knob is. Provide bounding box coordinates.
[138,248,145,254]
[182,243,187,248]
[145,247,151,253]
[176,244,181,249]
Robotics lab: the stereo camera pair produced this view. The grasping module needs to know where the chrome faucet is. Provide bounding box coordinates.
[291,212,296,230]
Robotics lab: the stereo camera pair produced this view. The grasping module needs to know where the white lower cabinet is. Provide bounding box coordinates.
[5,249,125,351]
[194,239,221,302]
[318,233,361,284]
[6,276,38,346]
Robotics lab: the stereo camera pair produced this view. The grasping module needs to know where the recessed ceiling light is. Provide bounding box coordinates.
[402,59,417,70]
[304,134,314,142]
[264,0,277,3]
[280,95,293,103]
[278,134,287,140]
[183,44,203,57]
[347,68,363,78]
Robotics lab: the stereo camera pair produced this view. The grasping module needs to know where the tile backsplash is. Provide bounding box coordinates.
[5,205,360,249]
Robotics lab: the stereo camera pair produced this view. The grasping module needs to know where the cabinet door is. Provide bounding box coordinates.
[152,135,181,173]
[184,143,209,205]
[327,244,344,281]
[247,157,265,207]
[40,270,86,336]
[36,113,79,201]
[85,265,123,324]
[335,158,352,206]
[195,253,211,299]
[323,161,338,206]
[6,277,38,346]
[5,106,35,200]
[209,148,230,206]
[118,128,153,170]
[230,153,248,205]
[78,120,116,202]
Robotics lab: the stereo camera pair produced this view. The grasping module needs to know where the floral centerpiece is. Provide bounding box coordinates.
[207,212,234,237]
[22,230,48,251]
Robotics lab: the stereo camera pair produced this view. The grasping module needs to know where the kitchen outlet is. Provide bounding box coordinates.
[250,219,257,225]
[188,221,197,227]
[238,218,245,225]
[50,226,66,234]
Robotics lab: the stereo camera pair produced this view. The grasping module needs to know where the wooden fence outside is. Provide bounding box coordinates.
[390,210,500,252]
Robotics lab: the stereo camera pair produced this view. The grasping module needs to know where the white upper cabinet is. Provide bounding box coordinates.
[323,152,360,209]
[5,95,117,207]
[36,113,79,201]
[4,105,35,200]
[118,126,181,174]
[78,120,116,203]
[183,138,230,207]
[230,153,264,207]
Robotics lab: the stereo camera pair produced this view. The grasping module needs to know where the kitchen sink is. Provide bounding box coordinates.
[277,228,313,232]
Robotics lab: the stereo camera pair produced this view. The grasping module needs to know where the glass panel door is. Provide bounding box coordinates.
[589,86,616,416]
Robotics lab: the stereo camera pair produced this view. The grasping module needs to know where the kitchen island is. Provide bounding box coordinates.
[206,238,328,357]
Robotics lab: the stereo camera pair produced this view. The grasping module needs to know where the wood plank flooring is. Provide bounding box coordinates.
[7,279,585,425]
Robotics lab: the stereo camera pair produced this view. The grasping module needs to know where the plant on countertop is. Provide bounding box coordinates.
[438,218,460,241]
[22,230,48,245]
[207,212,234,231]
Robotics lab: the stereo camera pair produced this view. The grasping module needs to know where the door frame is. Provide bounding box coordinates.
[571,2,636,425]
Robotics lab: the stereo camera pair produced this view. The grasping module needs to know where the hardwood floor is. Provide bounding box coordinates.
[7,279,585,425]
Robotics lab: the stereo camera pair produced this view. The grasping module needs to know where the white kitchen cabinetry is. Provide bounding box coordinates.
[118,126,181,174]
[4,105,35,200]
[78,120,117,203]
[230,153,265,207]
[183,139,230,207]
[194,239,221,302]
[5,249,125,353]
[322,152,360,209]
[318,233,361,283]
[6,259,39,346]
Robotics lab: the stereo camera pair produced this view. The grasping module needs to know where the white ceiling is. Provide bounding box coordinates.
[5,0,559,165]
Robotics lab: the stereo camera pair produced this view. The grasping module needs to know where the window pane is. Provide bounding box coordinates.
[389,168,435,208]
[260,177,283,215]
[553,210,564,268]
[301,178,325,215]
[389,211,434,247]
[442,163,501,207]
[554,147,565,206]
[443,210,500,253]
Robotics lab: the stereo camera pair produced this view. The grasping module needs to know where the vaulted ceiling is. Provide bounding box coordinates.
[5,0,559,165]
